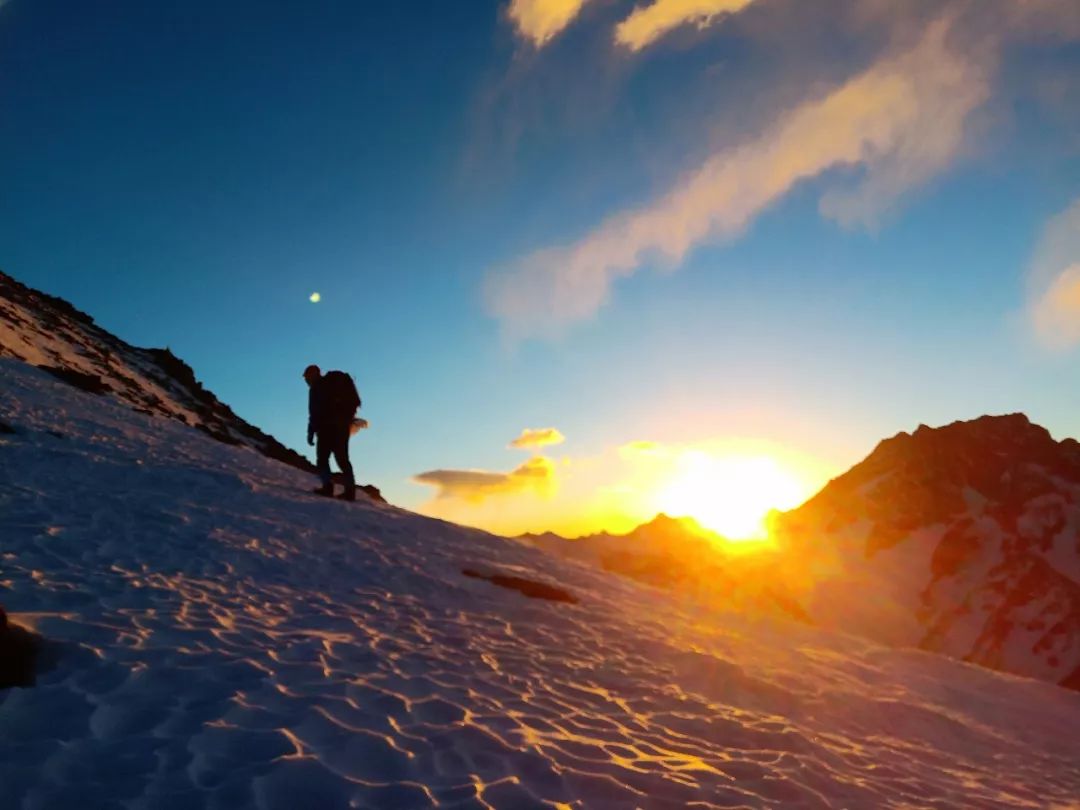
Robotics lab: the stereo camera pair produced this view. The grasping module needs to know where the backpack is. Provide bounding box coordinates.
[322,370,361,418]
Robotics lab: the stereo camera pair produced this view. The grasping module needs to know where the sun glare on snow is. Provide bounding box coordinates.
[655,451,806,541]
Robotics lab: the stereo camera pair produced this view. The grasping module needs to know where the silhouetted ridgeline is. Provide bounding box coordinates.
[0,270,382,502]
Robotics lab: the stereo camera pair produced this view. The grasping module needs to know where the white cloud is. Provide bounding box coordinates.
[615,0,759,51]
[1029,198,1080,349]
[413,456,556,502]
[485,19,992,338]
[508,0,592,47]
[509,427,566,449]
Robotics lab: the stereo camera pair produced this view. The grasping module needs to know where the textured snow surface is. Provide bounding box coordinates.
[3,360,1080,810]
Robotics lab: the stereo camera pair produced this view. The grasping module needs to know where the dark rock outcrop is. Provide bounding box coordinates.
[0,607,40,689]
[41,366,111,395]
[462,569,578,604]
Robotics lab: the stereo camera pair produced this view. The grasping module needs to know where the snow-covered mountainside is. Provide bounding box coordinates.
[4,361,1080,808]
[774,414,1080,691]
[0,271,379,499]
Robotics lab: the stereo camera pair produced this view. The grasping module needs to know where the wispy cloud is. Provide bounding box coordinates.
[486,18,992,338]
[614,0,759,51]
[414,456,556,503]
[509,427,566,449]
[508,0,592,47]
[1029,197,1080,349]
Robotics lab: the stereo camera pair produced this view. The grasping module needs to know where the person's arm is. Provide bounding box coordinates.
[307,387,316,445]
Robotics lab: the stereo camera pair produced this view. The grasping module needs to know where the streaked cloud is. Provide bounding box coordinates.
[509,426,566,449]
[414,456,556,503]
[486,19,991,338]
[1029,197,1080,349]
[508,0,592,47]
[615,0,758,51]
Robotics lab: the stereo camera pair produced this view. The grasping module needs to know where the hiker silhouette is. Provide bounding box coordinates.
[303,365,361,501]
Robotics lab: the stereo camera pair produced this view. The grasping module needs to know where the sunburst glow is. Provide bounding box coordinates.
[654,451,806,540]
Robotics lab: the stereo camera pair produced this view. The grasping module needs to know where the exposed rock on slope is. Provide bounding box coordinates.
[461,568,579,603]
[0,607,40,689]
[774,414,1080,689]
[0,270,382,501]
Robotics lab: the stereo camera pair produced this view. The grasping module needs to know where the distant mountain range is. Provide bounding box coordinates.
[520,513,720,576]
[0,270,381,500]
[519,514,810,623]
[522,416,1080,691]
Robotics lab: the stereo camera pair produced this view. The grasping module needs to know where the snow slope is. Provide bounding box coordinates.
[3,359,1080,809]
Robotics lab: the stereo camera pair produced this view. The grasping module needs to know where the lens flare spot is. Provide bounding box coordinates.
[309,292,321,303]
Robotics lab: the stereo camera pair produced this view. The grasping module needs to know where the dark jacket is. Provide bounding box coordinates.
[308,372,360,436]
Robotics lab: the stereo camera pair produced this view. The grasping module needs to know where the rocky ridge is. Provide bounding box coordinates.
[0,270,382,501]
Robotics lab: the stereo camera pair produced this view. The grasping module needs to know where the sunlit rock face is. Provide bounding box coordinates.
[775,414,1080,689]
[0,270,382,502]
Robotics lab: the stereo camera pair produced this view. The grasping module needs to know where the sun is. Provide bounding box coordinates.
[654,451,806,541]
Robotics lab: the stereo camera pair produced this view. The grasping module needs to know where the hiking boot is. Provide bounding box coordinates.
[312,484,334,497]
[338,488,356,502]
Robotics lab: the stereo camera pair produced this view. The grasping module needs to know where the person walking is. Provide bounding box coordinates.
[303,364,361,501]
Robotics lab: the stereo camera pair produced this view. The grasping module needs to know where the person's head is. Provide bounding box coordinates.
[302,364,321,386]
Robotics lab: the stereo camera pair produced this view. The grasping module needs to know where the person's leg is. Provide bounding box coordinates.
[331,425,355,498]
[314,432,334,494]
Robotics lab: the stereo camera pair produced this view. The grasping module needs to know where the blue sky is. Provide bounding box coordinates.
[2,0,1079,533]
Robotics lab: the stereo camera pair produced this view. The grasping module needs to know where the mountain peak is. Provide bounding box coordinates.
[775,412,1080,689]
[640,512,684,530]
[822,413,1078,506]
